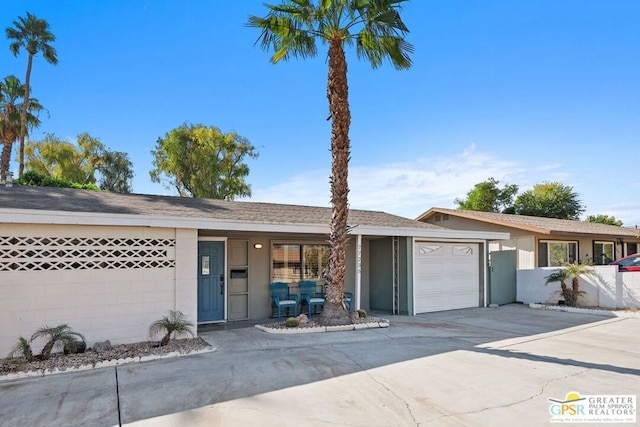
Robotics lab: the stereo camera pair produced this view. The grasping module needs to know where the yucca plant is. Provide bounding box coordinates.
[31,324,85,360]
[149,310,194,346]
[545,262,594,307]
[9,336,34,362]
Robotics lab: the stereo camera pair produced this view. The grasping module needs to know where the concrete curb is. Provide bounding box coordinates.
[254,319,390,334]
[0,347,216,383]
[529,303,640,318]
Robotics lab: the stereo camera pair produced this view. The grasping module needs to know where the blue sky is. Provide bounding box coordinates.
[3,1,639,226]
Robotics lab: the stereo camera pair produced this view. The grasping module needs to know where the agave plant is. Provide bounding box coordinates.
[545,262,594,307]
[149,310,194,346]
[31,324,85,360]
[9,336,34,362]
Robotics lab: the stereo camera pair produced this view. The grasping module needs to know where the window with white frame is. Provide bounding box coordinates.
[538,241,577,267]
[593,241,614,265]
[272,243,329,283]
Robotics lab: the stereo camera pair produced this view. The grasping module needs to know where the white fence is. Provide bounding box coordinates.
[517,266,640,309]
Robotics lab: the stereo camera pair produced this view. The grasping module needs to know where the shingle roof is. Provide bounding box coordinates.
[420,207,640,238]
[0,185,442,231]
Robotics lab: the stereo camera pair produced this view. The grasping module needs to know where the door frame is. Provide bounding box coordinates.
[198,237,228,324]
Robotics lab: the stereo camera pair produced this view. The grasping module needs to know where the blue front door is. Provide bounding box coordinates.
[198,241,224,322]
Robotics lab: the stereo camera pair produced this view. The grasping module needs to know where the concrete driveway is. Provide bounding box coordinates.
[1,304,638,426]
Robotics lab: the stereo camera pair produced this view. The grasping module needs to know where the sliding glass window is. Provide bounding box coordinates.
[272,243,329,283]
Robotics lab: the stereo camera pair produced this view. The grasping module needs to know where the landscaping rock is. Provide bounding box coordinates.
[93,340,112,354]
[296,314,309,325]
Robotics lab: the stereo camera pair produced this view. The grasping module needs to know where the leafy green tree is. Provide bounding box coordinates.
[513,182,585,220]
[585,214,622,227]
[455,178,518,213]
[249,0,412,325]
[26,134,95,183]
[150,124,257,200]
[97,150,134,193]
[0,75,44,182]
[25,133,133,192]
[6,12,58,178]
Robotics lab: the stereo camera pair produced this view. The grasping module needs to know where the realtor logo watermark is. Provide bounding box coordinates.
[549,392,636,423]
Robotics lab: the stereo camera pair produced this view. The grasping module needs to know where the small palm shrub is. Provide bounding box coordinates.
[9,337,34,362]
[285,317,299,328]
[149,310,194,346]
[31,324,86,360]
[545,262,594,307]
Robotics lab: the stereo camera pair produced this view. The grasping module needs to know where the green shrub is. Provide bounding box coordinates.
[9,337,34,362]
[284,317,299,328]
[149,310,194,346]
[357,309,367,318]
[17,170,99,190]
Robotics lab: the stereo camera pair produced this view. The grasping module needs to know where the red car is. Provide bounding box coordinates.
[609,253,640,272]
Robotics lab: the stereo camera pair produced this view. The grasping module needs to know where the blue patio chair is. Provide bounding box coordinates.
[299,280,325,316]
[270,282,298,319]
[343,292,353,311]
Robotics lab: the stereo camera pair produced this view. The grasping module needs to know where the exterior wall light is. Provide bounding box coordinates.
[254,243,263,249]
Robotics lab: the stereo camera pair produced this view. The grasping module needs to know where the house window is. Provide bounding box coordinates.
[538,241,577,267]
[272,243,329,283]
[593,241,614,265]
[627,243,639,256]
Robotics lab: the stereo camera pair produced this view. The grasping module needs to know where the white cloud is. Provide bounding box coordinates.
[251,145,526,218]
[248,145,640,226]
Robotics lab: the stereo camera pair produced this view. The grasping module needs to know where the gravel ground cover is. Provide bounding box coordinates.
[0,337,212,377]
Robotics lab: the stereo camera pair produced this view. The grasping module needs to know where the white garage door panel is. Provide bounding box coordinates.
[414,242,480,313]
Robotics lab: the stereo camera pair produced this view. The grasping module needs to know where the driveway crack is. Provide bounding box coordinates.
[330,344,419,427]
[422,368,589,424]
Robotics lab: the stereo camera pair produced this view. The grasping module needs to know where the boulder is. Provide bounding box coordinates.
[93,340,112,354]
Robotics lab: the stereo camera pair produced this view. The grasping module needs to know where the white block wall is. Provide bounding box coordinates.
[517,265,638,309]
[0,224,198,356]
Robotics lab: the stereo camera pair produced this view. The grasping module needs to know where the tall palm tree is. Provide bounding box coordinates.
[6,12,58,178]
[0,75,44,182]
[249,0,412,325]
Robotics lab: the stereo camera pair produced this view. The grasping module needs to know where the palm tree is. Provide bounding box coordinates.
[9,336,34,362]
[0,75,44,182]
[149,310,194,346]
[31,324,85,360]
[6,12,58,178]
[545,262,594,307]
[249,0,413,325]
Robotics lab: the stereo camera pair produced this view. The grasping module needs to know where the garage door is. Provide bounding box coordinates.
[414,242,480,313]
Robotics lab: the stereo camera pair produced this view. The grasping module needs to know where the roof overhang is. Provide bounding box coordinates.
[0,208,510,241]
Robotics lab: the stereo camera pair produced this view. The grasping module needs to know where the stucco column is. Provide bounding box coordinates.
[174,228,199,330]
[355,234,362,310]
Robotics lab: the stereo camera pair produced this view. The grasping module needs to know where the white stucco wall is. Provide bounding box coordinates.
[619,272,640,308]
[517,266,637,309]
[0,224,197,356]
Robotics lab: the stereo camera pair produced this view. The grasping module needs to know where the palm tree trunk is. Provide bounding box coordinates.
[571,277,580,306]
[1,141,12,182]
[18,53,33,178]
[40,340,54,360]
[319,38,352,326]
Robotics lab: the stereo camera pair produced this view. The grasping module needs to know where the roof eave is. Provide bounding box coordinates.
[419,207,551,234]
[0,208,509,240]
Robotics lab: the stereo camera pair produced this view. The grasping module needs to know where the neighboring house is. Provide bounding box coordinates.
[0,186,507,355]
[417,208,640,269]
